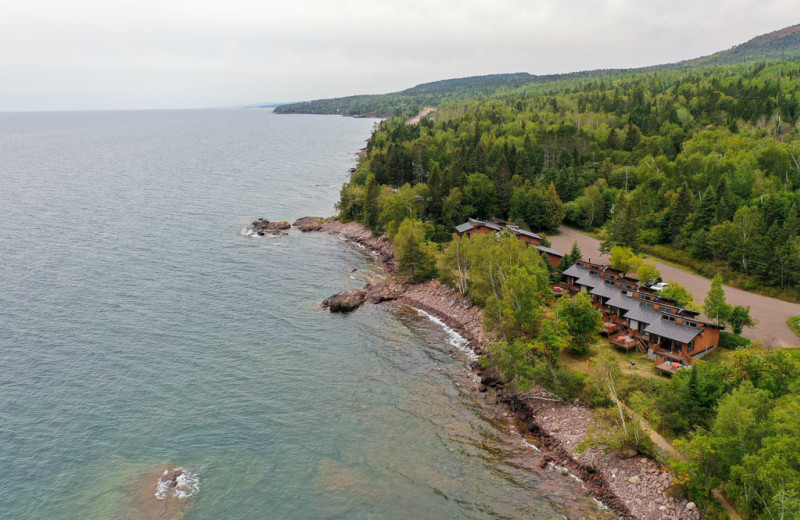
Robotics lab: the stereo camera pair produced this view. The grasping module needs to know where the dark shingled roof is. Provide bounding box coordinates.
[455,222,474,233]
[645,319,702,344]
[562,264,588,279]
[624,304,662,325]
[606,293,639,311]
[454,219,503,234]
[590,283,620,299]
[577,274,605,289]
[536,245,563,257]
[507,225,542,240]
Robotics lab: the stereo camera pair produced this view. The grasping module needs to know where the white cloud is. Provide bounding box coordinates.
[0,0,798,110]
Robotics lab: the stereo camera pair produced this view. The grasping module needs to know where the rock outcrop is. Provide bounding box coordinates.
[293,216,325,232]
[244,218,291,236]
[322,288,367,312]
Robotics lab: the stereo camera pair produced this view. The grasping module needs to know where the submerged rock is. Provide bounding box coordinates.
[132,465,198,520]
[322,288,367,313]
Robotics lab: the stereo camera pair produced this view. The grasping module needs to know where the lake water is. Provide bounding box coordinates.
[0,108,616,519]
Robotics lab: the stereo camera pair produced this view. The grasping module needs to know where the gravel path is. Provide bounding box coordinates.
[547,226,800,347]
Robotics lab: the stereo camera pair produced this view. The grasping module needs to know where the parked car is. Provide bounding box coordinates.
[650,282,670,292]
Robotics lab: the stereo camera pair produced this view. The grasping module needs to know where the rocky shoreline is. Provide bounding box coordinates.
[299,217,699,520]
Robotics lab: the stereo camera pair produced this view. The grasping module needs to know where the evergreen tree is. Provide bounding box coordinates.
[662,184,694,246]
[605,128,619,150]
[686,365,713,430]
[567,242,583,264]
[543,182,566,230]
[692,186,718,232]
[600,193,640,253]
[493,156,512,217]
[622,124,641,151]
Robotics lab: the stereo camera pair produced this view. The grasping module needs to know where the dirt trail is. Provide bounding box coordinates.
[548,226,800,347]
[405,106,436,125]
[620,403,744,520]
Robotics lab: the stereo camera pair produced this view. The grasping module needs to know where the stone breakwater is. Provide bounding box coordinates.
[302,217,700,520]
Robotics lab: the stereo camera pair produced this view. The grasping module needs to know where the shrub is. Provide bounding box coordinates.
[719,331,751,350]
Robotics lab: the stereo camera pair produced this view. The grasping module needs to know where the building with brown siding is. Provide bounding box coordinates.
[454,218,564,267]
[563,260,721,375]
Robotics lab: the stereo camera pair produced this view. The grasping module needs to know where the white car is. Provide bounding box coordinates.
[650,282,670,292]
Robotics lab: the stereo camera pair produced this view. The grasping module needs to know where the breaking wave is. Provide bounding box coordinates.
[154,468,199,500]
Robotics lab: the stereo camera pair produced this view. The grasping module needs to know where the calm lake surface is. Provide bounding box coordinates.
[0,109,616,519]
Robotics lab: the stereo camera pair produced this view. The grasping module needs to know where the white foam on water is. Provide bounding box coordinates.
[414,308,475,360]
[546,462,612,511]
[154,468,199,500]
[512,426,612,514]
[521,439,542,452]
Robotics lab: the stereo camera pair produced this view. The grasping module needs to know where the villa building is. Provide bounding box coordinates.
[455,218,564,267]
[562,260,722,375]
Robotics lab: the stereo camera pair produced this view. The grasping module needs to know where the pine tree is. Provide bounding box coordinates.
[600,192,640,253]
[567,242,582,265]
[605,128,619,150]
[622,124,641,151]
[494,156,512,218]
[543,182,565,230]
[663,185,694,246]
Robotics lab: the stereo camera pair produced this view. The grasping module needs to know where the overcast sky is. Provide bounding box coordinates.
[1,0,798,111]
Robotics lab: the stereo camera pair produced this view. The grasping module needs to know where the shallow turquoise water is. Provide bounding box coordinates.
[0,109,615,519]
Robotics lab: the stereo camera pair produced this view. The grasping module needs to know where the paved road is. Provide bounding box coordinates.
[548,226,800,348]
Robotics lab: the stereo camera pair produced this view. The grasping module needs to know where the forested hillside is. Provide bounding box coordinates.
[337,59,800,294]
[275,25,800,118]
[273,73,536,117]
[687,24,800,67]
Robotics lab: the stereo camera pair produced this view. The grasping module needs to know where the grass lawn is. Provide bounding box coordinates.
[788,316,800,338]
[559,338,665,380]
[696,346,735,365]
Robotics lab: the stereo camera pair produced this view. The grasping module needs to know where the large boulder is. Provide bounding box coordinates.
[250,218,290,232]
[323,288,367,313]
[293,216,325,232]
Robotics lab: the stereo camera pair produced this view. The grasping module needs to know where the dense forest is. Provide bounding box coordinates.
[312,27,800,519]
[275,25,800,118]
[335,59,800,293]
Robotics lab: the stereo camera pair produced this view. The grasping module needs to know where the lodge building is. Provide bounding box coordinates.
[454,218,565,267]
[562,260,722,375]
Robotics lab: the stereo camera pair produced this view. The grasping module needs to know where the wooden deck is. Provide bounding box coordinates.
[655,360,688,375]
[610,334,638,351]
[654,351,694,375]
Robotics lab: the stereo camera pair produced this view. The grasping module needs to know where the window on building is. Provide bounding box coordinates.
[661,315,676,322]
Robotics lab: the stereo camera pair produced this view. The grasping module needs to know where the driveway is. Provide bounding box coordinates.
[548,226,800,348]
